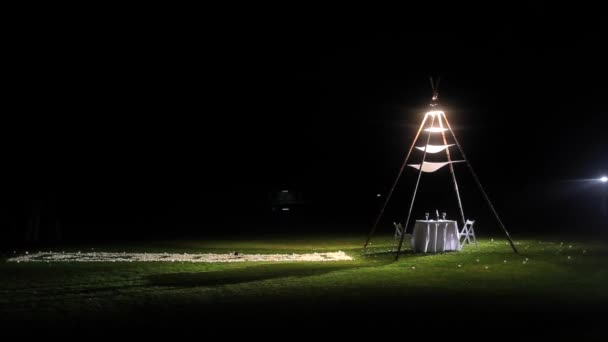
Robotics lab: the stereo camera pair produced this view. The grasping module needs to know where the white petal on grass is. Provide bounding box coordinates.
[6,251,353,263]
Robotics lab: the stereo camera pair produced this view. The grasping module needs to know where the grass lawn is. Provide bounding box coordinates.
[1,233,607,336]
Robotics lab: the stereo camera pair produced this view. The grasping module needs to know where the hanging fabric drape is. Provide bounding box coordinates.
[415,144,454,153]
[408,161,464,173]
[424,127,448,133]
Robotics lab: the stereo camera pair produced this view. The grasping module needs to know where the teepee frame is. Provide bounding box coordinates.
[364,78,518,259]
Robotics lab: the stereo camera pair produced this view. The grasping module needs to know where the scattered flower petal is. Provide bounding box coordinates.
[6,251,353,263]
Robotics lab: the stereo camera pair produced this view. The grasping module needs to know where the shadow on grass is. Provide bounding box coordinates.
[147,262,384,287]
[361,248,460,259]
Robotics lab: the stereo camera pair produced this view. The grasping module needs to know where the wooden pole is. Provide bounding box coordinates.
[395,114,436,260]
[364,115,429,249]
[442,115,518,253]
[438,113,466,226]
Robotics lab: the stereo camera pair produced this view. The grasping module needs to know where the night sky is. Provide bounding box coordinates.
[3,4,607,243]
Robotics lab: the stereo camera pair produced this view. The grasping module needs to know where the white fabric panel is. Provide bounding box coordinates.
[408,162,451,173]
[415,144,454,153]
[411,220,461,253]
[424,127,448,133]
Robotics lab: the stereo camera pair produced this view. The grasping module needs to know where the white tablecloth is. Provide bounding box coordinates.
[411,220,461,253]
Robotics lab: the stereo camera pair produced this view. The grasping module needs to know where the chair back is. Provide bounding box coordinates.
[393,222,403,237]
[459,219,477,247]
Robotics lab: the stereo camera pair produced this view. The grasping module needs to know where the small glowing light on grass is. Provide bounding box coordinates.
[476,259,480,262]
[583,250,587,254]
[567,256,571,260]
[458,264,462,268]
[484,266,489,270]
[411,266,416,270]
[376,193,381,197]
[525,258,529,261]
[503,260,507,263]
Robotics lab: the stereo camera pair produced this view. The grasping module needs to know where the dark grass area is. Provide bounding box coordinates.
[1,234,607,337]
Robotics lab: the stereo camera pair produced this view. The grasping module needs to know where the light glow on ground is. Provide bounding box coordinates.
[7,251,353,263]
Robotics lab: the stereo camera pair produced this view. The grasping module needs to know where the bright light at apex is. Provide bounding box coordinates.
[601,176,608,183]
[425,110,445,117]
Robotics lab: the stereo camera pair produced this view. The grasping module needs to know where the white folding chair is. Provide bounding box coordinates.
[393,222,412,250]
[393,222,403,248]
[459,219,477,248]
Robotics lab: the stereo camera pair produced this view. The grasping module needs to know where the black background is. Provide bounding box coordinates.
[2,3,607,245]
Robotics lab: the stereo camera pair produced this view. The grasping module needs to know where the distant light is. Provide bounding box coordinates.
[425,110,445,117]
[376,193,381,197]
[282,190,289,193]
[281,208,290,211]
[601,176,608,183]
